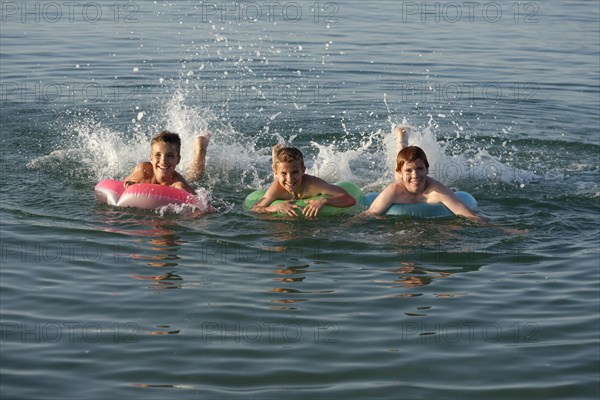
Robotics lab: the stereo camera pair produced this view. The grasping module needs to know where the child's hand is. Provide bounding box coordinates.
[275,201,302,217]
[302,198,327,218]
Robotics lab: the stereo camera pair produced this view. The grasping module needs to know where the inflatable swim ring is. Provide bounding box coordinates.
[360,191,477,218]
[243,181,362,217]
[94,179,200,210]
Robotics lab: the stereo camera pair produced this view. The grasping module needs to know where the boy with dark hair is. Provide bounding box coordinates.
[124,130,208,195]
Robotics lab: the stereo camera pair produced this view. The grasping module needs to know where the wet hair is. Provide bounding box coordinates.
[273,147,305,168]
[396,146,429,172]
[151,130,181,154]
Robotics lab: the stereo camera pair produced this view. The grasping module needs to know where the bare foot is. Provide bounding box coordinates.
[195,134,209,152]
[395,126,409,150]
[187,133,209,182]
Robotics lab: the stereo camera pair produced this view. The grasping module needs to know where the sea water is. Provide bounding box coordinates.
[1,1,599,399]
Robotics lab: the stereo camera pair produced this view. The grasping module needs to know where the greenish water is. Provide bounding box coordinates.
[1,1,599,399]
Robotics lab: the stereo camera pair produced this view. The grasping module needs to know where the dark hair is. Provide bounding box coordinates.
[396,146,429,172]
[151,130,181,154]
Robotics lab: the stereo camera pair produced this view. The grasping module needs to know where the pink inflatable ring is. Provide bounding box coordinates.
[94,179,200,210]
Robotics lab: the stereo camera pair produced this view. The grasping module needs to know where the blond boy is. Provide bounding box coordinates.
[251,145,356,217]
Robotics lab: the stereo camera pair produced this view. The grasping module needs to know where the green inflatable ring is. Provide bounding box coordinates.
[243,181,362,217]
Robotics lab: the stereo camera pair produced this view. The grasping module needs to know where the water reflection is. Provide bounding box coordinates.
[270,264,310,310]
[268,257,313,309]
[129,271,183,289]
[376,257,483,302]
[264,222,327,310]
[95,209,186,289]
[378,262,453,289]
[148,325,181,335]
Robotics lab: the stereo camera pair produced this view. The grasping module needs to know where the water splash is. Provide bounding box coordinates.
[26,89,282,194]
[27,86,535,206]
[157,187,213,217]
[309,117,535,194]
[26,114,148,181]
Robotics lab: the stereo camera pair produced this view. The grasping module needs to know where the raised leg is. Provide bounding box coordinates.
[186,134,209,182]
[395,126,409,151]
[272,143,284,165]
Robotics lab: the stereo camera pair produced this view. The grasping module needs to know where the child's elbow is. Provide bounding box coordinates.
[366,205,383,216]
[344,195,356,207]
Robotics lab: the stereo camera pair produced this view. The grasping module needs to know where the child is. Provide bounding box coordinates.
[367,127,483,221]
[124,130,208,195]
[251,144,356,217]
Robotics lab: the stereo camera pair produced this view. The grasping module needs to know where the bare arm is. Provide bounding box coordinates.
[302,177,356,218]
[365,183,396,216]
[434,186,530,234]
[124,162,196,195]
[251,182,302,217]
[429,183,484,222]
[442,194,482,221]
[440,188,531,235]
[124,162,153,187]
[171,173,197,195]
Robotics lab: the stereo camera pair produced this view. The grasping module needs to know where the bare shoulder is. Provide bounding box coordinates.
[425,177,447,190]
[376,182,400,202]
[135,161,153,173]
[304,174,324,186]
[267,179,292,199]
[423,178,480,220]
[124,161,153,183]
[136,162,154,177]
[303,174,342,195]
[423,178,453,200]
[367,181,398,215]
[171,172,196,194]
[381,179,406,194]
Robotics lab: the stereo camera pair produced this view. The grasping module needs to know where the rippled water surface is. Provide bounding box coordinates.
[1,1,599,399]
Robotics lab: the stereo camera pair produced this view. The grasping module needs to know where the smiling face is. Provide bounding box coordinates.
[399,158,428,193]
[150,141,181,184]
[395,146,430,194]
[275,160,305,195]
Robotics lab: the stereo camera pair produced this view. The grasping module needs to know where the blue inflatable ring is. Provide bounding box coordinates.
[360,191,477,218]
